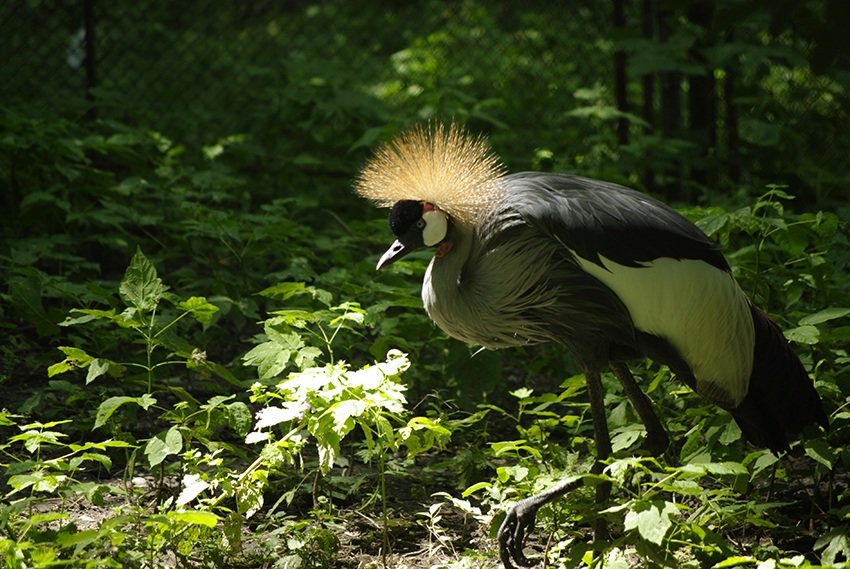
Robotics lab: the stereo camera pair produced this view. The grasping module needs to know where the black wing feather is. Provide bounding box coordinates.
[502,173,728,271]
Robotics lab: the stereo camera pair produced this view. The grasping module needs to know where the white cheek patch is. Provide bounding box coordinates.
[422,210,449,246]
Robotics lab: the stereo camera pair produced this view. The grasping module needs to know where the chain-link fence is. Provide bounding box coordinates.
[3,1,848,200]
[1,2,612,146]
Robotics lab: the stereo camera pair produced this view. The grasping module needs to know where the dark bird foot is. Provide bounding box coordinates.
[497,477,584,568]
[498,496,541,568]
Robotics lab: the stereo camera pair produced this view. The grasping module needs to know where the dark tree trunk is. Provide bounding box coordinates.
[640,0,655,189]
[84,0,97,119]
[613,0,629,146]
[686,1,716,189]
[724,29,740,183]
[641,0,655,134]
[657,7,680,139]
[657,4,681,197]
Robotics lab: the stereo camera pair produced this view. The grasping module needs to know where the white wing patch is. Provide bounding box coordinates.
[574,253,755,406]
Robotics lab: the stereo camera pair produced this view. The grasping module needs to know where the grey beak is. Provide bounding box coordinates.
[376,240,410,270]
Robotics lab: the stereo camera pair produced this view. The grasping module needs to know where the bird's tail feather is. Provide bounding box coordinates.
[729,304,828,452]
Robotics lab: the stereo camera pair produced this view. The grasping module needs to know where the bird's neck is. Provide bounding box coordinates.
[429,225,474,280]
[423,225,476,317]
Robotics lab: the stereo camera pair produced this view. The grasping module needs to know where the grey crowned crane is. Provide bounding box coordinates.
[355,124,828,568]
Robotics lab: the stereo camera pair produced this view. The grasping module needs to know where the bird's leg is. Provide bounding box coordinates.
[585,368,612,540]
[609,362,669,456]
[497,370,612,568]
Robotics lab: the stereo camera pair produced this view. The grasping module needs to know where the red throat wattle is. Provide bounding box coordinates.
[435,242,453,257]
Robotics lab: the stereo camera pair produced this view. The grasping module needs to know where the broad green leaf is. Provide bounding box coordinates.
[69,452,113,470]
[783,325,819,345]
[47,360,74,377]
[94,394,156,429]
[611,427,642,452]
[55,529,99,548]
[815,529,850,566]
[177,473,210,505]
[750,451,780,479]
[145,426,183,467]
[799,307,850,326]
[179,296,219,324]
[331,399,366,432]
[295,346,323,369]
[223,511,244,551]
[226,402,253,437]
[168,510,219,527]
[496,464,529,483]
[678,461,747,476]
[60,308,116,326]
[258,282,306,300]
[7,472,67,494]
[624,500,678,545]
[254,402,308,429]
[85,358,111,384]
[119,248,165,312]
[712,556,756,568]
[510,387,534,400]
[461,481,492,497]
[805,439,836,470]
[48,347,94,377]
[242,341,292,379]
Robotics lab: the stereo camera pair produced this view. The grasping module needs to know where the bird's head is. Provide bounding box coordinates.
[355,123,506,270]
[376,200,451,270]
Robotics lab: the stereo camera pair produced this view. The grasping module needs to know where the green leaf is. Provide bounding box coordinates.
[177,473,210,505]
[48,346,94,377]
[145,426,183,467]
[94,394,156,429]
[783,325,819,345]
[179,296,220,324]
[119,248,165,312]
[258,282,306,300]
[805,439,836,470]
[242,341,292,379]
[168,510,219,527]
[815,529,850,566]
[85,358,111,384]
[69,452,113,470]
[799,307,850,326]
[226,402,253,438]
[295,346,323,369]
[711,556,756,568]
[624,500,678,545]
[678,461,747,476]
[510,388,534,400]
[60,308,117,326]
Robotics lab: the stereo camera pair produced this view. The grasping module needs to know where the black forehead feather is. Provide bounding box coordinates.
[388,200,422,236]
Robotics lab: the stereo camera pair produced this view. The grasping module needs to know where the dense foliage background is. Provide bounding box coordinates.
[1,1,849,567]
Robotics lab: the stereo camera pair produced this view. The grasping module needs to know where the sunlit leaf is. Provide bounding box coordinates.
[179,296,220,324]
[145,426,183,467]
[799,307,850,326]
[783,325,819,345]
[168,510,219,527]
[119,248,165,312]
[624,500,678,545]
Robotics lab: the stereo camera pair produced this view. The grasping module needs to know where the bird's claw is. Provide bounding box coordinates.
[498,499,541,568]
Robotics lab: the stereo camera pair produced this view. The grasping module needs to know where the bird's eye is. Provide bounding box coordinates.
[416,219,425,229]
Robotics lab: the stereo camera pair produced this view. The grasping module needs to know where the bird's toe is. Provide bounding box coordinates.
[498,502,541,568]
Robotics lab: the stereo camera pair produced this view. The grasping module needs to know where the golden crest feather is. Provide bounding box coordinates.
[356,123,506,226]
